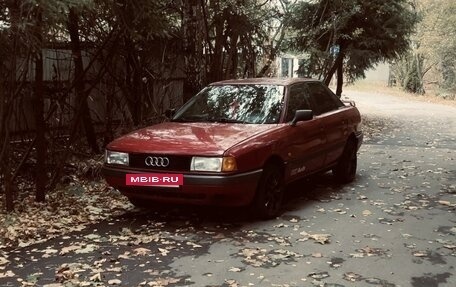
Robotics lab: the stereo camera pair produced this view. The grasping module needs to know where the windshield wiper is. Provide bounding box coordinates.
[210,117,246,124]
[171,118,193,122]
[172,114,210,123]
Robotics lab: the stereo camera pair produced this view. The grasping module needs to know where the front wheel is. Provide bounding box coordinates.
[333,140,357,183]
[128,198,155,209]
[250,164,285,220]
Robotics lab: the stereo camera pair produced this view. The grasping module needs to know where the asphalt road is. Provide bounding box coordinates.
[1,89,455,287]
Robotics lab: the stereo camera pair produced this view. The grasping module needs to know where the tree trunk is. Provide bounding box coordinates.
[68,8,99,153]
[182,0,203,101]
[211,11,225,82]
[2,0,22,211]
[336,56,343,97]
[33,9,47,202]
[3,153,14,211]
[257,21,286,78]
[1,84,14,210]
[104,86,114,146]
[257,58,273,77]
[324,51,343,86]
[225,31,239,79]
[123,35,143,125]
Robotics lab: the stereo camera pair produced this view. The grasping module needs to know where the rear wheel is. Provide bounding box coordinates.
[333,140,357,183]
[251,164,284,219]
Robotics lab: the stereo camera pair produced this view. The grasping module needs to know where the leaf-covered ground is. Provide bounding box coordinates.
[0,174,133,249]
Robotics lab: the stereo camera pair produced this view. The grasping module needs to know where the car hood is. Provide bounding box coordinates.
[107,122,278,156]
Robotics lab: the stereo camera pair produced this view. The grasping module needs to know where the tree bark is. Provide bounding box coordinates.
[123,35,143,125]
[257,20,286,78]
[336,55,343,97]
[182,0,204,101]
[0,84,14,210]
[210,9,225,83]
[1,1,14,211]
[225,29,239,79]
[33,8,47,202]
[324,51,343,86]
[68,8,99,153]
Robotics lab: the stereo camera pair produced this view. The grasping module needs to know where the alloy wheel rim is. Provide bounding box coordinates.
[264,172,282,213]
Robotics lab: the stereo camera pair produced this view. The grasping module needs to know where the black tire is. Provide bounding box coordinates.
[251,164,285,219]
[333,139,357,183]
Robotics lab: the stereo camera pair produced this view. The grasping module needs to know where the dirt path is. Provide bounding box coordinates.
[346,89,456,149]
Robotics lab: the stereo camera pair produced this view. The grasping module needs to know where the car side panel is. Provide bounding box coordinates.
[280,118,327,181]
[226,120,327,184]
[319,107,351,166]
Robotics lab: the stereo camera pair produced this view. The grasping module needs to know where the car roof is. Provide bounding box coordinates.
[209,77,319,86]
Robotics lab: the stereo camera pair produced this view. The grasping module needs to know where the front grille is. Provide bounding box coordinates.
[129,153,192,171]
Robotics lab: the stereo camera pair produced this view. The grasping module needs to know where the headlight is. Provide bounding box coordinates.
[191,156,237,172]
[105,150,129,166]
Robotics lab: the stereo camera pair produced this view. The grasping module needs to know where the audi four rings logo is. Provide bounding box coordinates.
[145,156,170,167]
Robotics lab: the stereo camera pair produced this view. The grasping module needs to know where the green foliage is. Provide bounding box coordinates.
[391,0,456,94]
[181,0,288,86]
[415,0,456,92]
[287,0,418,83]
[403,54,425,94]
[441,54,456,91]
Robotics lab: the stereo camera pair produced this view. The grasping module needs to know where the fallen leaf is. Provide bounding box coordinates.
[438,200,454,207]
[89,273,102,282]
[362,210,372,216]
[147,278,180,286]
[225,279,240,287]
[133,248,151,256]
[0,270,15,278]
[108,279,122,285]
[158,248,169,256]
[343,272,362,282]
[308,271,329,279]
[60,245,80,255]
[308,234,331,244]
[413,251,427,257]
[186,242,202,248]
[118,252,131,260]
[84,234,101,241]
[228,267,242,272]
[0,257,9,265]
[75,244,97,254]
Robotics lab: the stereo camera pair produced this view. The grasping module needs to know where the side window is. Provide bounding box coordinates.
[307,82,343,115]
[285,84,312,122]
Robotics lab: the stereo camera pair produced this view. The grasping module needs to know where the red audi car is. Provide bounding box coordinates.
[103,78,363,218]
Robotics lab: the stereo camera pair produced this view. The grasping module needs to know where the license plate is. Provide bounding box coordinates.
[126,174,184,186]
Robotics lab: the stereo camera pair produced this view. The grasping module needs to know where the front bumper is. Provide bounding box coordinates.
[102,166,263,207]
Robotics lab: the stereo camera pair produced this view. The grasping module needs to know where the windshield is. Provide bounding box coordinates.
[173,84,285,124]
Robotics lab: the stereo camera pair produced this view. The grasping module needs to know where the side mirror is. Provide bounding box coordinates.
[164,108,176,119]
[290,110,313,126]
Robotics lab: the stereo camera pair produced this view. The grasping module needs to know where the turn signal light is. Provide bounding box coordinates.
[222,157,237,172]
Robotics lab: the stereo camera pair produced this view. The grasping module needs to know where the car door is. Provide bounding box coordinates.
[306,82,348,167]
[283,83,327,181]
